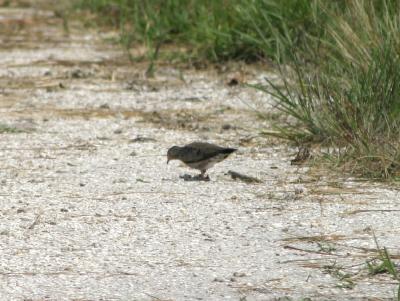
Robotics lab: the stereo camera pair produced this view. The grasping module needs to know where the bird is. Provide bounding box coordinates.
[167,142,237,180]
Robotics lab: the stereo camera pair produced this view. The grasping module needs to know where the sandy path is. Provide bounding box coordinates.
[0,2,399,300]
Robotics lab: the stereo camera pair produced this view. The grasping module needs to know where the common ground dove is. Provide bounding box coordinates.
[167,142,237,180]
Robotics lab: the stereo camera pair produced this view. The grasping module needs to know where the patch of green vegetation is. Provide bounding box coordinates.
[0,124,23,134]
[0,0,11,7]
[73,0,337,63]
[317,242,336,254]
[323,262,356,289]
[367,250,397,276]
[74,0,400,178]
[54,9,70,35]
[254,0,400,178]
[368,233,400,300]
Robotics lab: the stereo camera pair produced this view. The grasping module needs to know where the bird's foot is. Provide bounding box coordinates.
[180,174,210,181]
[199,174,210,181]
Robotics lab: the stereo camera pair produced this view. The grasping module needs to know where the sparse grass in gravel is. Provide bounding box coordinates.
[322,263,356,290]
[369,234,400,300]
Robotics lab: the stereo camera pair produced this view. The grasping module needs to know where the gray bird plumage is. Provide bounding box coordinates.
[167,142,237,179]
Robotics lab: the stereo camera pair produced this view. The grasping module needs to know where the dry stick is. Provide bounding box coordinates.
[283,245,375,260]
[0,191,204,200]
[333,242,400,259]
[0,145,95,151]
[279,257,338,264]
[342,258,379,269]
[280,234,348,242]
[67,214,134,219]
[28,212,42,230]
[61,191,189,200]
[0,271,137,277]
[143,292,164,301]
[346,209,400,215]
[283,245,343,256]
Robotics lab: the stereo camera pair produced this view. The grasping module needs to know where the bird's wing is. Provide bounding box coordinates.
[179,142,223,163]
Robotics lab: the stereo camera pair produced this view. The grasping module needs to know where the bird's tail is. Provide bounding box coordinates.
[222,148,237,154]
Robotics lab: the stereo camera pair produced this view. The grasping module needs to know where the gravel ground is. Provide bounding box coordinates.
[0,2,399,301]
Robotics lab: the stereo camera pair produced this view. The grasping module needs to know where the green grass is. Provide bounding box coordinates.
[368,233,400,300]
[0,124,23,134]
[74,0,400,178]
[257,0,400,178]
[74,0,338,62]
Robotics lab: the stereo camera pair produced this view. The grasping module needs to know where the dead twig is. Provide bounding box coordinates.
[28,212,42,230]
[344,209,400,215]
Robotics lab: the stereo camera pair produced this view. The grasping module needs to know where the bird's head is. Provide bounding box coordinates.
[167,146,181,164]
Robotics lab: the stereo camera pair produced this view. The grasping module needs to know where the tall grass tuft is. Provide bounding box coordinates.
[257,0,400,177]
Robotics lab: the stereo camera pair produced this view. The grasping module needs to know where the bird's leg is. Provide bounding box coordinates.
[200,170,210,181]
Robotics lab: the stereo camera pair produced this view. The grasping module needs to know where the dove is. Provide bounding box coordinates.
[167,142,237,180]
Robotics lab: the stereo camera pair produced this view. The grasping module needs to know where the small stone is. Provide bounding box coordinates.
[363,226,372,232]
[71,69,82,78]
[129,136,156,143]
[233,272,246,277]
[113,178,128,184]
[79,183,85,187]
[294,187,304,195]
[97,136,110,141]
[227,78,239,86]
[16,209,25,214]
[213,277,224,282]
[60,208,68,212]
[222,124,232,130]
[114,129,122,134]
[129,151,137,156]
[70,69,91,79]
[99,104,110,109]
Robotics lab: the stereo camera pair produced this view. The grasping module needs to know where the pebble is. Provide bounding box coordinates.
[233,272,246,277]
[213,277,224,282]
